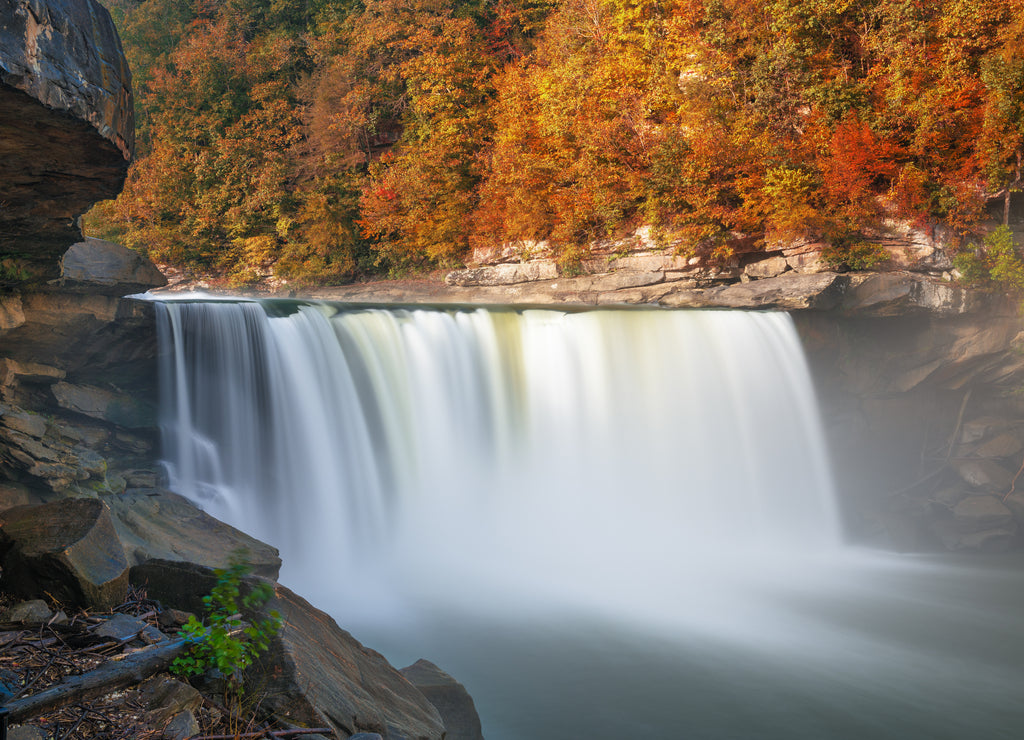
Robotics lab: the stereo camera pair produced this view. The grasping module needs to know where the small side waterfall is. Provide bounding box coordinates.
[155,300,840,629]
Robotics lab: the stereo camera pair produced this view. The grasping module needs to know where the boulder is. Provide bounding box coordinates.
[975,432,1024,459]
[952,459,1015,492]
[109,489,281,576]
[400,659,485,740]
[60,238,167,295]
[1,598,52,623]
[0,497,129,610]
[0,0,133,284]
[952,495,1015,533]
[255,584,445,740]
[137,675,203,727]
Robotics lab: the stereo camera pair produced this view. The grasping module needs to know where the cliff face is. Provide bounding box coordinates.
[0,0,133,286]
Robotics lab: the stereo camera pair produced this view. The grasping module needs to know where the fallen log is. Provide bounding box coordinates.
[2,637,190,722]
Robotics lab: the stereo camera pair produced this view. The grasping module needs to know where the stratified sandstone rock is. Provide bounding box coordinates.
[257,585,445,740]
[111,490,281,576]
[400,659,485,740]
[0,0,133,284]
[0,497,129,610]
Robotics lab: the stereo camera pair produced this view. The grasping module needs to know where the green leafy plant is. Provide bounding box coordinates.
[952,226,1024,301]
[171,555,282,689]
[821,241,890,271]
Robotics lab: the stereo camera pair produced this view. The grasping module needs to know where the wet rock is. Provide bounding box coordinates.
[961,417,1013,444]
[0,0,133,284]
[975,432,1024,459]
[256,584,445,740]
[60,238,167,295]
[0,497,129,609]
[52,380,155,429]
[1,598,52,623]
[109,489,281,576]
[400,659,485,740]
[952,459,1015,492]
[930,486,968,509]
[952,495,1015,533]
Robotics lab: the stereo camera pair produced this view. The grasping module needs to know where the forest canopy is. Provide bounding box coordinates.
[90,0,1024,286]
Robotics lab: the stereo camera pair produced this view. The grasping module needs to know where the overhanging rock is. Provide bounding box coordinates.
[0,0,133,285]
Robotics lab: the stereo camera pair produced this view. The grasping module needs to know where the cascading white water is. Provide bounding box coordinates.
[154,299,840,632]
[151,298,1024,740]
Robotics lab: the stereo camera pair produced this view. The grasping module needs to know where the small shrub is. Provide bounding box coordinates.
[821,241,890,271]
[171,555,282,689]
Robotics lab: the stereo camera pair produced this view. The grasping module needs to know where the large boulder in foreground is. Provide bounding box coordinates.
[257,585,445,740]
[109,489,281,577]
[0,497,129,609]
[0,0,133,285]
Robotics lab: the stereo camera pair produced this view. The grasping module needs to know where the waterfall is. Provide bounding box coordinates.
[154,299,840,631]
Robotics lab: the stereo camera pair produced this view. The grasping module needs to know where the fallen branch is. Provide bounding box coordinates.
[2,637,190,722]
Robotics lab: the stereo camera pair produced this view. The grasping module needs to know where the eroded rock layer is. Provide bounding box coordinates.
[0,0,133,285]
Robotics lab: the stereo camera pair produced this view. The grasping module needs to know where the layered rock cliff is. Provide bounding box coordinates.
[0,0,133,286]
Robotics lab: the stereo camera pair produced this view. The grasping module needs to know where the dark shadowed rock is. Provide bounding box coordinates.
[60,238,167,295]
[256,584,445,740]
[0,0,134,284]
[400,659,485,740]
[0,497,128,609]
[1,598,52,623]
[128,559,219,615]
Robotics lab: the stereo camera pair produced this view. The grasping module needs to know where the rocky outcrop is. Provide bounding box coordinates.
[257,585,446,740]
[0,241,163,494]
[109,489,282,575]
[0,0,134,285]
[400,660,485,740]
[0,497,129,610]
